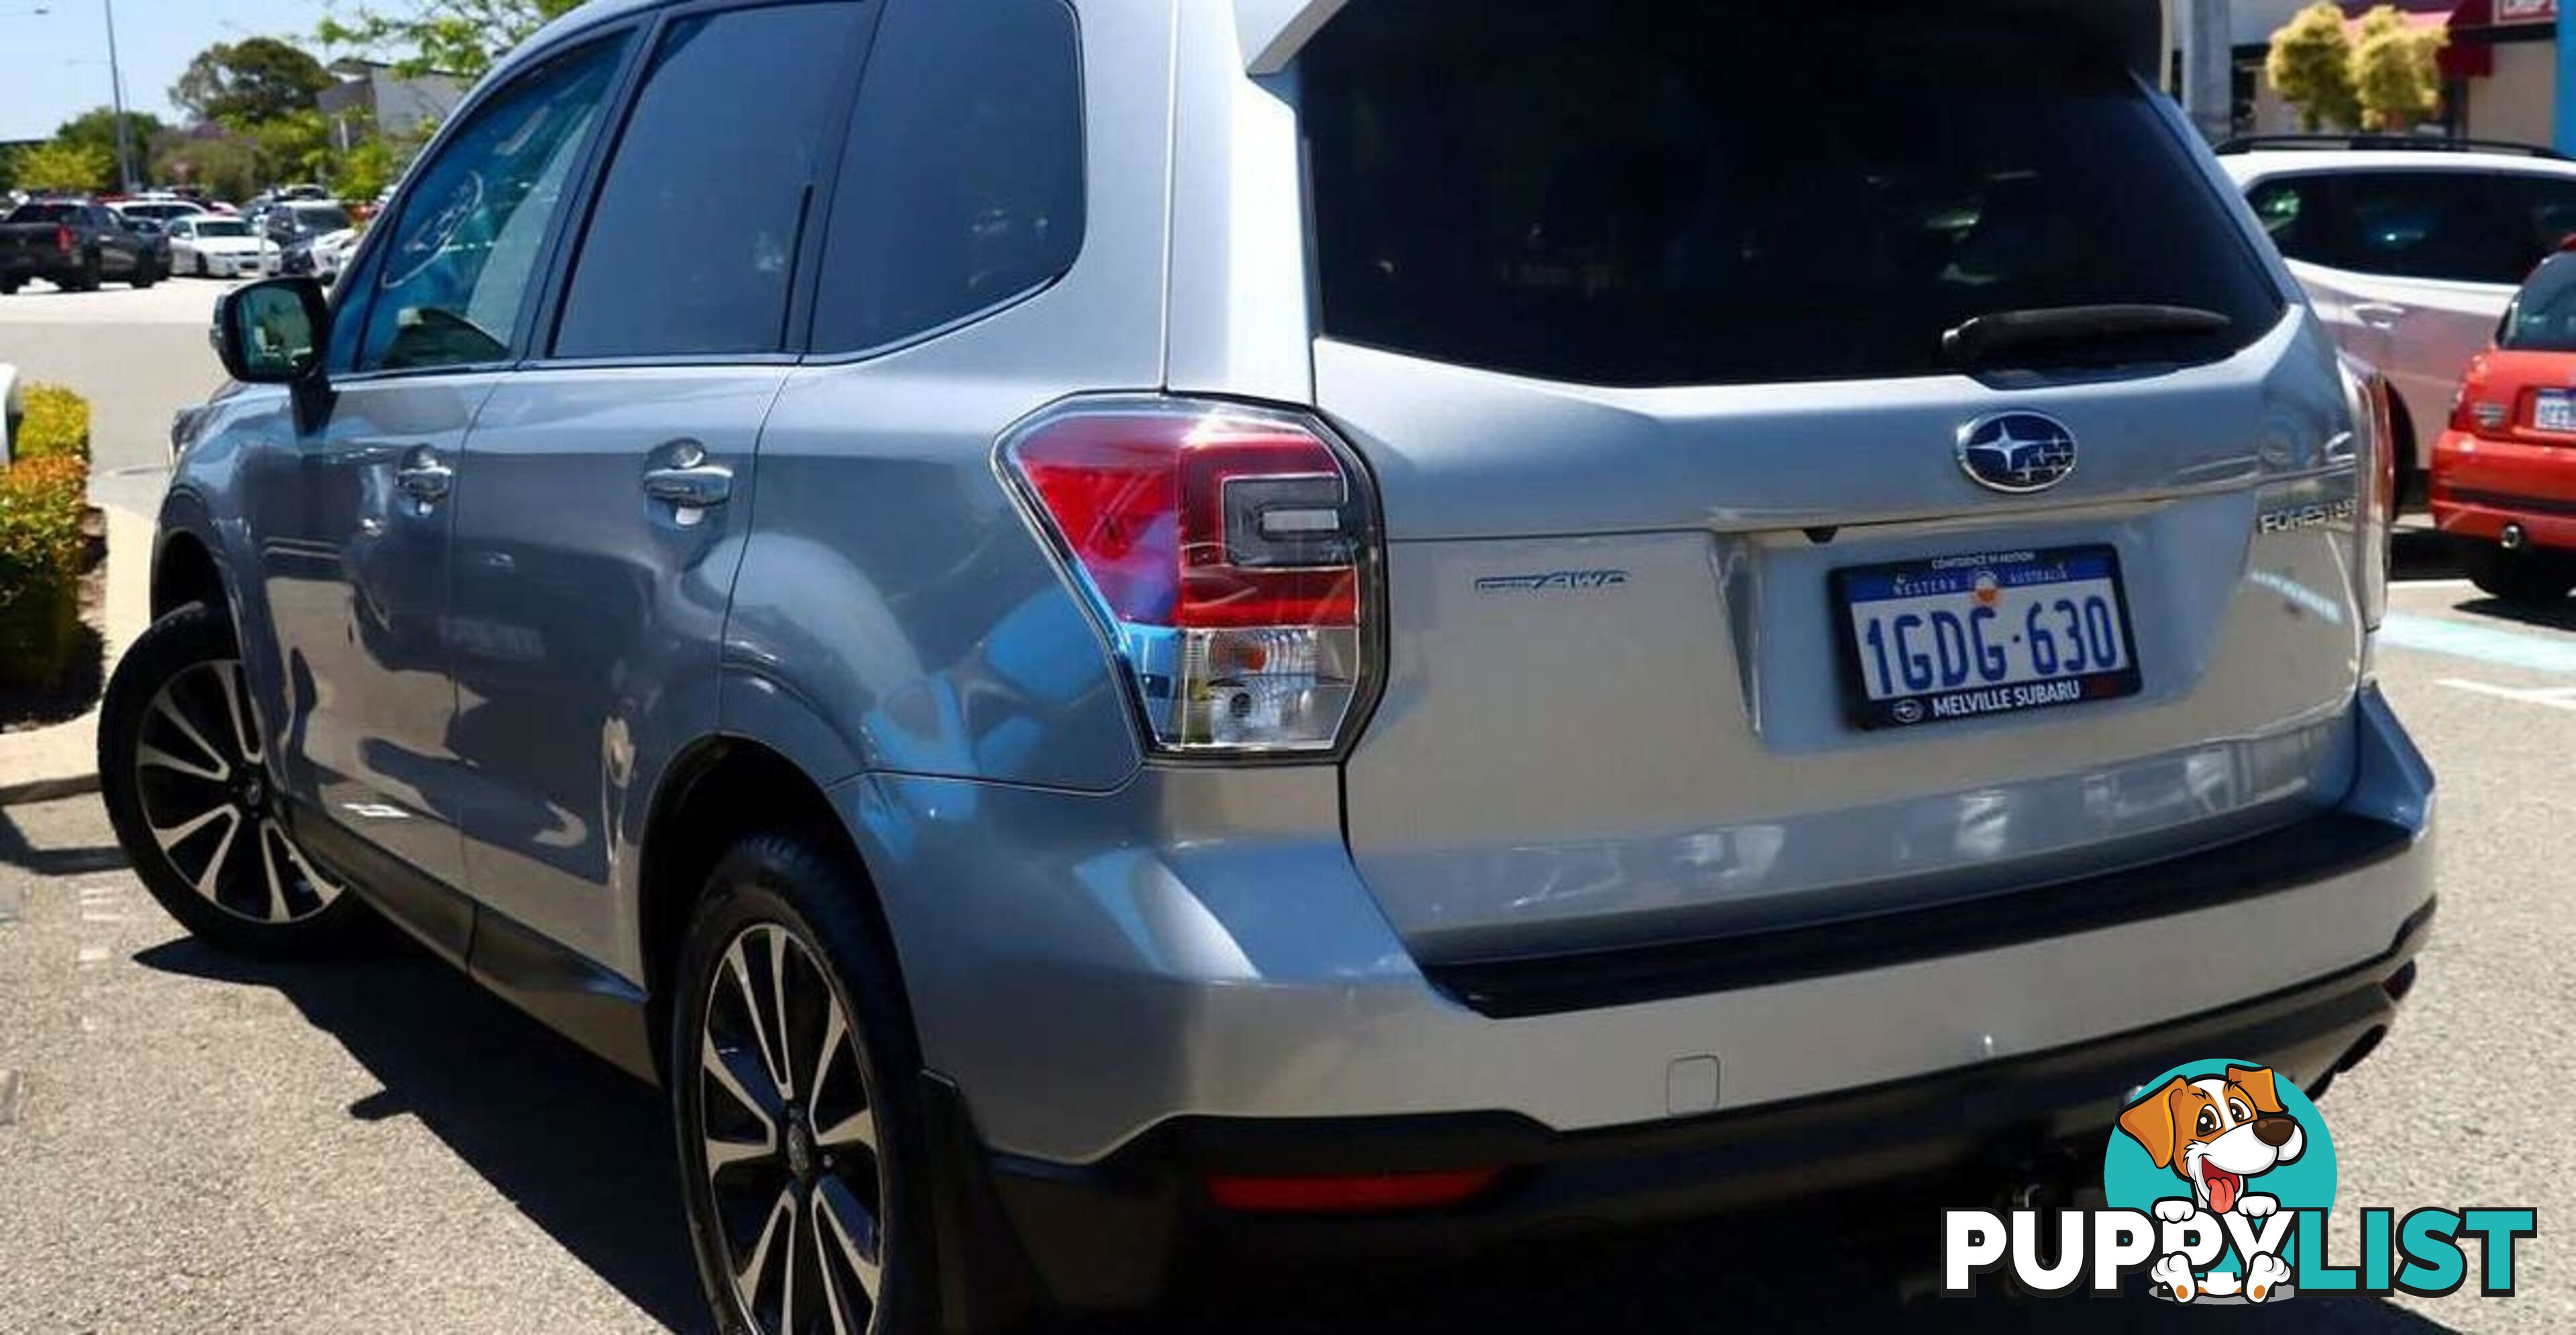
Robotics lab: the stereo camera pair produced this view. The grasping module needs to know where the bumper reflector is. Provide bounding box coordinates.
[1204,1168,1502,1214]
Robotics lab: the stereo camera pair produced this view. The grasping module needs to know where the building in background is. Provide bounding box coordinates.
[2231,0,2560,144]
[316,60,465,152]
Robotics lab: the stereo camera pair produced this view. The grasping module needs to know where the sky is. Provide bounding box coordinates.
[0,0,342,142]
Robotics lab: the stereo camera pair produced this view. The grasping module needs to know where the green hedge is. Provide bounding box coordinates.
[13,383,91,464]
[0,384,93,692]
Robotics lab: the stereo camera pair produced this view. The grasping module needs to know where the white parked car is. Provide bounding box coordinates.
[165,215,272,279]
[309,227,362,285]
[112,199,208,227]
[2218,136,2576,499]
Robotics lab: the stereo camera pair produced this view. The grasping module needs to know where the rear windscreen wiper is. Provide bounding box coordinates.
[1942,305,2233,370]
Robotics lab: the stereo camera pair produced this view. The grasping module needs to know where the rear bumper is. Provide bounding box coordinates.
[930,898,2426,1314]
[836,688,2434,1315]
[2432,427,2576,549]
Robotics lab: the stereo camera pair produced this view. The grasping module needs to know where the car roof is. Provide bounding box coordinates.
[2217,149,2576,182]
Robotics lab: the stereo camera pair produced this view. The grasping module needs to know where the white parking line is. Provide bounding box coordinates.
[2439,678,2576,712]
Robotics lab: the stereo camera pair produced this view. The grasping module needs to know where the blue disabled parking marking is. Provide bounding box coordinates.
[2379,612,2576,674]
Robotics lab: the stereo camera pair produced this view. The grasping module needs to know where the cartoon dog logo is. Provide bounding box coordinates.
[2116,1065,2306,1303]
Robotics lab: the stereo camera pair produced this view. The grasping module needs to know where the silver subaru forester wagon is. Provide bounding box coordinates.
[105,0,2436,1329]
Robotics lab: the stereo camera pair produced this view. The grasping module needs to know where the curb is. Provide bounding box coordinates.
[0,504,150,807]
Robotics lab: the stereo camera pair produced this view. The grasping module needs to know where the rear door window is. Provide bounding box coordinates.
[552,0,873,359]
[1301,0,2284,387]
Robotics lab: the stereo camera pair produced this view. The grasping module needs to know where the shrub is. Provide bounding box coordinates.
[13,383,91,464]
[0,438,92,692]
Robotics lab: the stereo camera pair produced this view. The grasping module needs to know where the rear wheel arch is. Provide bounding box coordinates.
[636,737,916,1078]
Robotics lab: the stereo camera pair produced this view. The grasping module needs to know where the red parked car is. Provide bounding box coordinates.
[2434,250,2576,605]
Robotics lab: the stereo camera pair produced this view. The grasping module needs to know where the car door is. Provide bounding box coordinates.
[89,205,136,276]
[248,32,637,918]
[445,0,875,971]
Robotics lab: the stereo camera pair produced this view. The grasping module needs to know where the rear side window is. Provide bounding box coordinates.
[2502,254,2576,351]
[1302,1,2284,387]
[810,0,1083,355]
[2339,172,2538,286]
[553,1,872,358]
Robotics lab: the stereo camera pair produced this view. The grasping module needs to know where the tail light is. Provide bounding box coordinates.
[1000,397,1378,755]
[54,225,73,258]
[2339,354,2394,633]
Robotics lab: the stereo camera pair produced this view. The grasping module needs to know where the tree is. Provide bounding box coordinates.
[52,107,167,168]
[318,0,582,82]
[13,142,115,195]
[2266,2,2362,134]
[2351,5,2448,132]
[152,133,264,203]
[248,110,334,188]
[171,38,335,129]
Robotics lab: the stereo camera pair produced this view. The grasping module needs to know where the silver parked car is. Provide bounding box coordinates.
[103,0,2434,1331]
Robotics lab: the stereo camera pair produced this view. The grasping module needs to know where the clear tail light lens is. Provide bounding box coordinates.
[1000,398,1377,755]
[2339,354,2394,633]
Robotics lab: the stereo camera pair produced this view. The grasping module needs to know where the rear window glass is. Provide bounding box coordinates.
[6,203,81,224]
[2502,254,2576,352]
[1302,1,2284,387]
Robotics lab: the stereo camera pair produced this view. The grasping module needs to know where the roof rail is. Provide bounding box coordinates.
[2214,134,2572,161]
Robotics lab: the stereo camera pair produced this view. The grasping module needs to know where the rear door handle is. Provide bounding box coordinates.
[396,451,453,502]
[639,445,731,513]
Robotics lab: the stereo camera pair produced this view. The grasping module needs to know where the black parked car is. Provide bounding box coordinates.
[0,199,164,293]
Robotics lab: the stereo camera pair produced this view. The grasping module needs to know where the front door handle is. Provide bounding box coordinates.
[396,453,453,502]
[2351,302,2407,330]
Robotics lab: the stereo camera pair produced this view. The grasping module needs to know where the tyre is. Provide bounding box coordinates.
[60,253,102,292]
[97,601,370,957]
[131,259,160,289]
[2465,545,2576,607]
[672,831,932,1335]
[0,278,17,296]
[194,252,209,278]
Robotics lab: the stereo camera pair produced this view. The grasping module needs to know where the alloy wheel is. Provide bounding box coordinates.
[129,658,340,924]
[700,923,888,1335]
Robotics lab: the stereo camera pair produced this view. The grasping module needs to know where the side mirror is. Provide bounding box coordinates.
[215,276,336,433]
[215,277,330,384]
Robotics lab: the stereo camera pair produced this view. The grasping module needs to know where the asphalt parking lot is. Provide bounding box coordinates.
[3,286,2573,1332]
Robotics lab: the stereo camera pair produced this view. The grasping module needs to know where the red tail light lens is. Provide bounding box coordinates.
[1002,398,1375,755]
[55,225,74,257]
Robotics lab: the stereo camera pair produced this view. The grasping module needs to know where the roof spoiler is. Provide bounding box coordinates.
[1237,0,2167,78]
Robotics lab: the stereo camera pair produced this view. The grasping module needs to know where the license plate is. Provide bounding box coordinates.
[1833,545,2142,730]
[2536,390,2576,434]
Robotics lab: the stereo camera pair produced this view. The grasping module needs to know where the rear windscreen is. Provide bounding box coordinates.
[5,204,80,225]
[1302,1,2284,387]
[2502,254,2576,352]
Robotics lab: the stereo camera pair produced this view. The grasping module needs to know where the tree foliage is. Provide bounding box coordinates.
[318,0,582,81]
[11,142,115,195]
[171,38,335,129]
[2266,2,2363,133]
[152,134,264,202]
[2351,5,2448,131]
[52,107,167,168]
